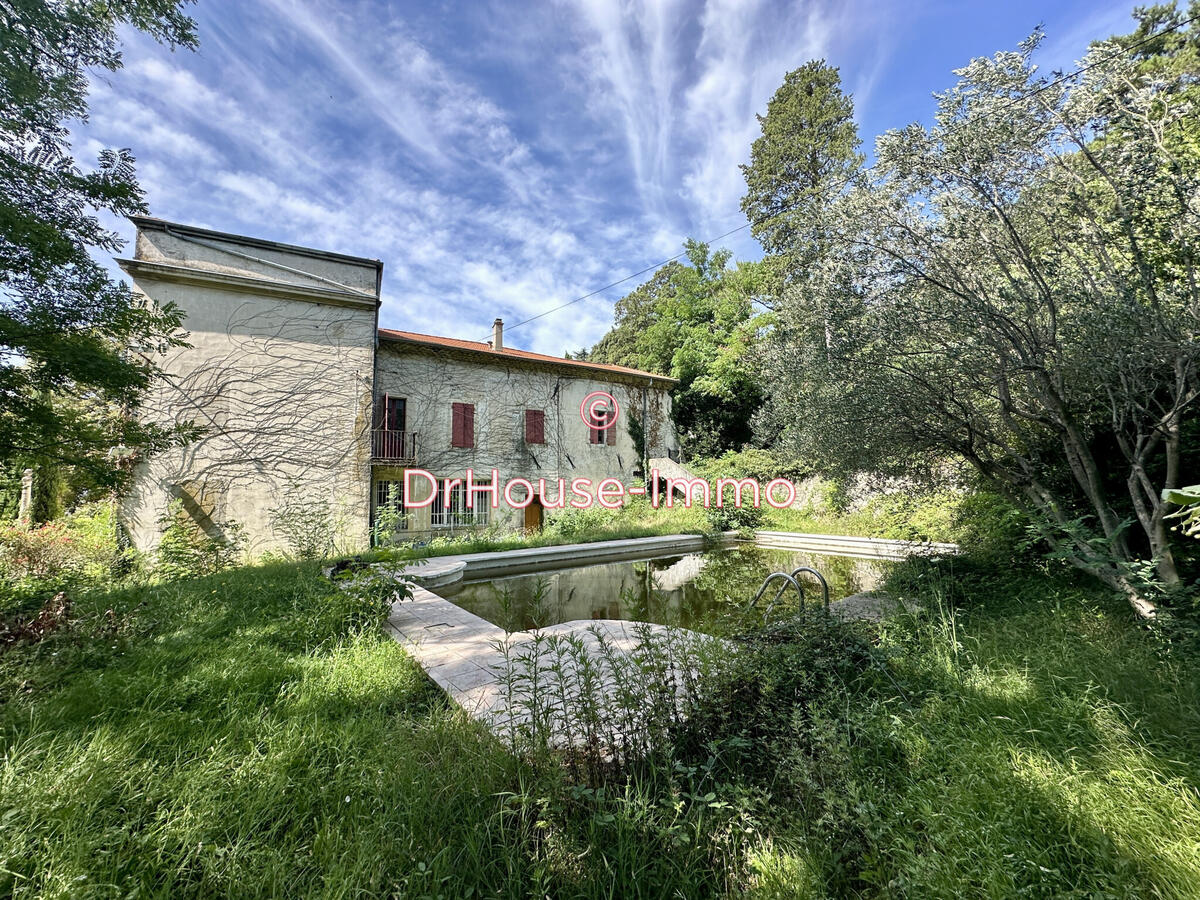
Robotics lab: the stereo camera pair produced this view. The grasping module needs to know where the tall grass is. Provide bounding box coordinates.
[2,552,1198,896]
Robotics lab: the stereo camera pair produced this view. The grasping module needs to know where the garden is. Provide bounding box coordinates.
[4,0,1200,896]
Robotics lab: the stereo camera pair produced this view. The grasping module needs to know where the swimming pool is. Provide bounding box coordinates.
[441,545,889,632]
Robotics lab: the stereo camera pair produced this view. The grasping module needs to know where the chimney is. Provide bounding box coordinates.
[492,318,504,351]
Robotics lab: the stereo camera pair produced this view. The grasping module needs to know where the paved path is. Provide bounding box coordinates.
[385,584,713,742]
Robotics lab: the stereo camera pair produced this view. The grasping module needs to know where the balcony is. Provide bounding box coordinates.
[371,429,418,465]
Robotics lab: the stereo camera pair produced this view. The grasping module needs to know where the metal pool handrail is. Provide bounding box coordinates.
[747,572,804,614]
[747,566,832,620]
[789,567,830,608]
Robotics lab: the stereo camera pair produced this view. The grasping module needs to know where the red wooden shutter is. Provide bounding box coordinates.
[451,403,464,447]
[452,402,475,448]
[374,393,389,429]
[525,409,544,444]
[606,408,616,445]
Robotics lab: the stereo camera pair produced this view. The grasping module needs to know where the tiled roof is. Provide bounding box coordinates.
[377,328,675,383]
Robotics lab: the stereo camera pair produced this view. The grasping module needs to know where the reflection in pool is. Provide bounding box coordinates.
[442,546,890,633]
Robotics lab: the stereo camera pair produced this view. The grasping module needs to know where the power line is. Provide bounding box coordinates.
[500,219,754,336]
[496,11,1200,341]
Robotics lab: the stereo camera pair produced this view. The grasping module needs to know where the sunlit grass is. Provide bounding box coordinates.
[1,553,1198,896]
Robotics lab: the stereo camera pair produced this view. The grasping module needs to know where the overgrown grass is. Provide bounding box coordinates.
[847,560,1200,897]
[2,551,1198,897]
[0,562,534,898]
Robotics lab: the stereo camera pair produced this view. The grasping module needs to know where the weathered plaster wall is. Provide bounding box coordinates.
[120,221,379,555]
[374,342,678,536]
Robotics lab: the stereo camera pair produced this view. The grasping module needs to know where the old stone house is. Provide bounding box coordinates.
[118,217,679,555]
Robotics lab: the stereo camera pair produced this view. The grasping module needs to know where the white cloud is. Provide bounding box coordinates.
[78,0,1108,358]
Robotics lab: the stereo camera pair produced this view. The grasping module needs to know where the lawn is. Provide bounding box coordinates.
[0,553,1198,897]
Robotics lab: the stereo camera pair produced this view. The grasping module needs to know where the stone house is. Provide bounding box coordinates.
[117,217,679,555]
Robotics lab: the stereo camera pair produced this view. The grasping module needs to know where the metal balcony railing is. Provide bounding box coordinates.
[371,429,418,464]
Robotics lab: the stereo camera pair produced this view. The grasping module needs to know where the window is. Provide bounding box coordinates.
[375,394,407,431]
[589,404,616,445]
[374,480,408,531]
[451,402,474,448]
[524,409,545,444]
[430,478,491,528]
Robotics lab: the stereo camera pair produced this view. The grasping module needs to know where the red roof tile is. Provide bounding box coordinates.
[377,328,675,383]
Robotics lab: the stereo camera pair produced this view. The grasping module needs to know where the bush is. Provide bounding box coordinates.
[0,502,129,595]
[544,504,621,538]
[270,484,336,559]
[704,500,764,534]
[156,501,246,580]
[950,490,1028,560]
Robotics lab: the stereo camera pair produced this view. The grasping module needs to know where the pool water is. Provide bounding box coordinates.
[442,546,890,633]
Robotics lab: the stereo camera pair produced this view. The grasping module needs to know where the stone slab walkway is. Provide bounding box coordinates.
[385,583,714,741]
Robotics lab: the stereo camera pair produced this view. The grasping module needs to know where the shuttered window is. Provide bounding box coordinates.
[524,409,545,444]
[451,402,475,448]
[589,405,616,445]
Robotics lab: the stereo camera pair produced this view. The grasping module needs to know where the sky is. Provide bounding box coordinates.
[79,0,1140,356]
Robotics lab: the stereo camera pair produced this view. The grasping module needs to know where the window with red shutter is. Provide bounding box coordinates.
[525,409,545,444]
[589,405,615,445]
[451,402,475,448]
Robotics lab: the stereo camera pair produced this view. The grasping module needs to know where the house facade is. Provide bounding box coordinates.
[118,217,678,555]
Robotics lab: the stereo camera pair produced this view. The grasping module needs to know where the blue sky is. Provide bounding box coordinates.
[80,0,1138,355]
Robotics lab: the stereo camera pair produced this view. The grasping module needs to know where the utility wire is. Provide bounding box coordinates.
[496,12,1200,341]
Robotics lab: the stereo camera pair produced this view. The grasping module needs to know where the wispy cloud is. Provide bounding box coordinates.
[78,0,1136,355]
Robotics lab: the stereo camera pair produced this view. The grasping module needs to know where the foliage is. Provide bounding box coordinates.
[590,242,769,456]
[331,563,415,630]
[1164,483,1200,537]
[759,24,1200,615]
[0,0,198,496]
[269,482,335,559]
[0,501,130,603]
[704,500,764,534]
[155,500,245,580]
[741,59,863,284]
[689,447,809,483]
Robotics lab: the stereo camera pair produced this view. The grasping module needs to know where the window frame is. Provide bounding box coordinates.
[430,477,491,529]
[589,404,616,445]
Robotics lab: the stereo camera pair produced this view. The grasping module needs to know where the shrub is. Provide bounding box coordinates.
[0,521,82,582]
[704,500,764,534]
[156,501,246,580]
[950,490,1028,560]
[330,564,414,630]
[270,484,336,559]
[544,504,619,539]
[0,502,128,592]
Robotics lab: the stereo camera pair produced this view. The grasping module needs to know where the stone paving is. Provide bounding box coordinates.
[385,584,712,739]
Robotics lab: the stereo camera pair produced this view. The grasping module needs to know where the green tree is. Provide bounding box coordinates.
[740,60,862,290]
[762,27,1200,616]
[1,1,198,518]
[592,243,767,457]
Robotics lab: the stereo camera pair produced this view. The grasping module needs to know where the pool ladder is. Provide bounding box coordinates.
[747,566,831,619]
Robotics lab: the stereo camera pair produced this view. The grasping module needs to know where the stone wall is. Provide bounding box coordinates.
[373,340,678,536]
[119,219,379,555]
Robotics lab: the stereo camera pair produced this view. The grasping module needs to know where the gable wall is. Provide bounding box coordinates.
[120,223,379,556]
